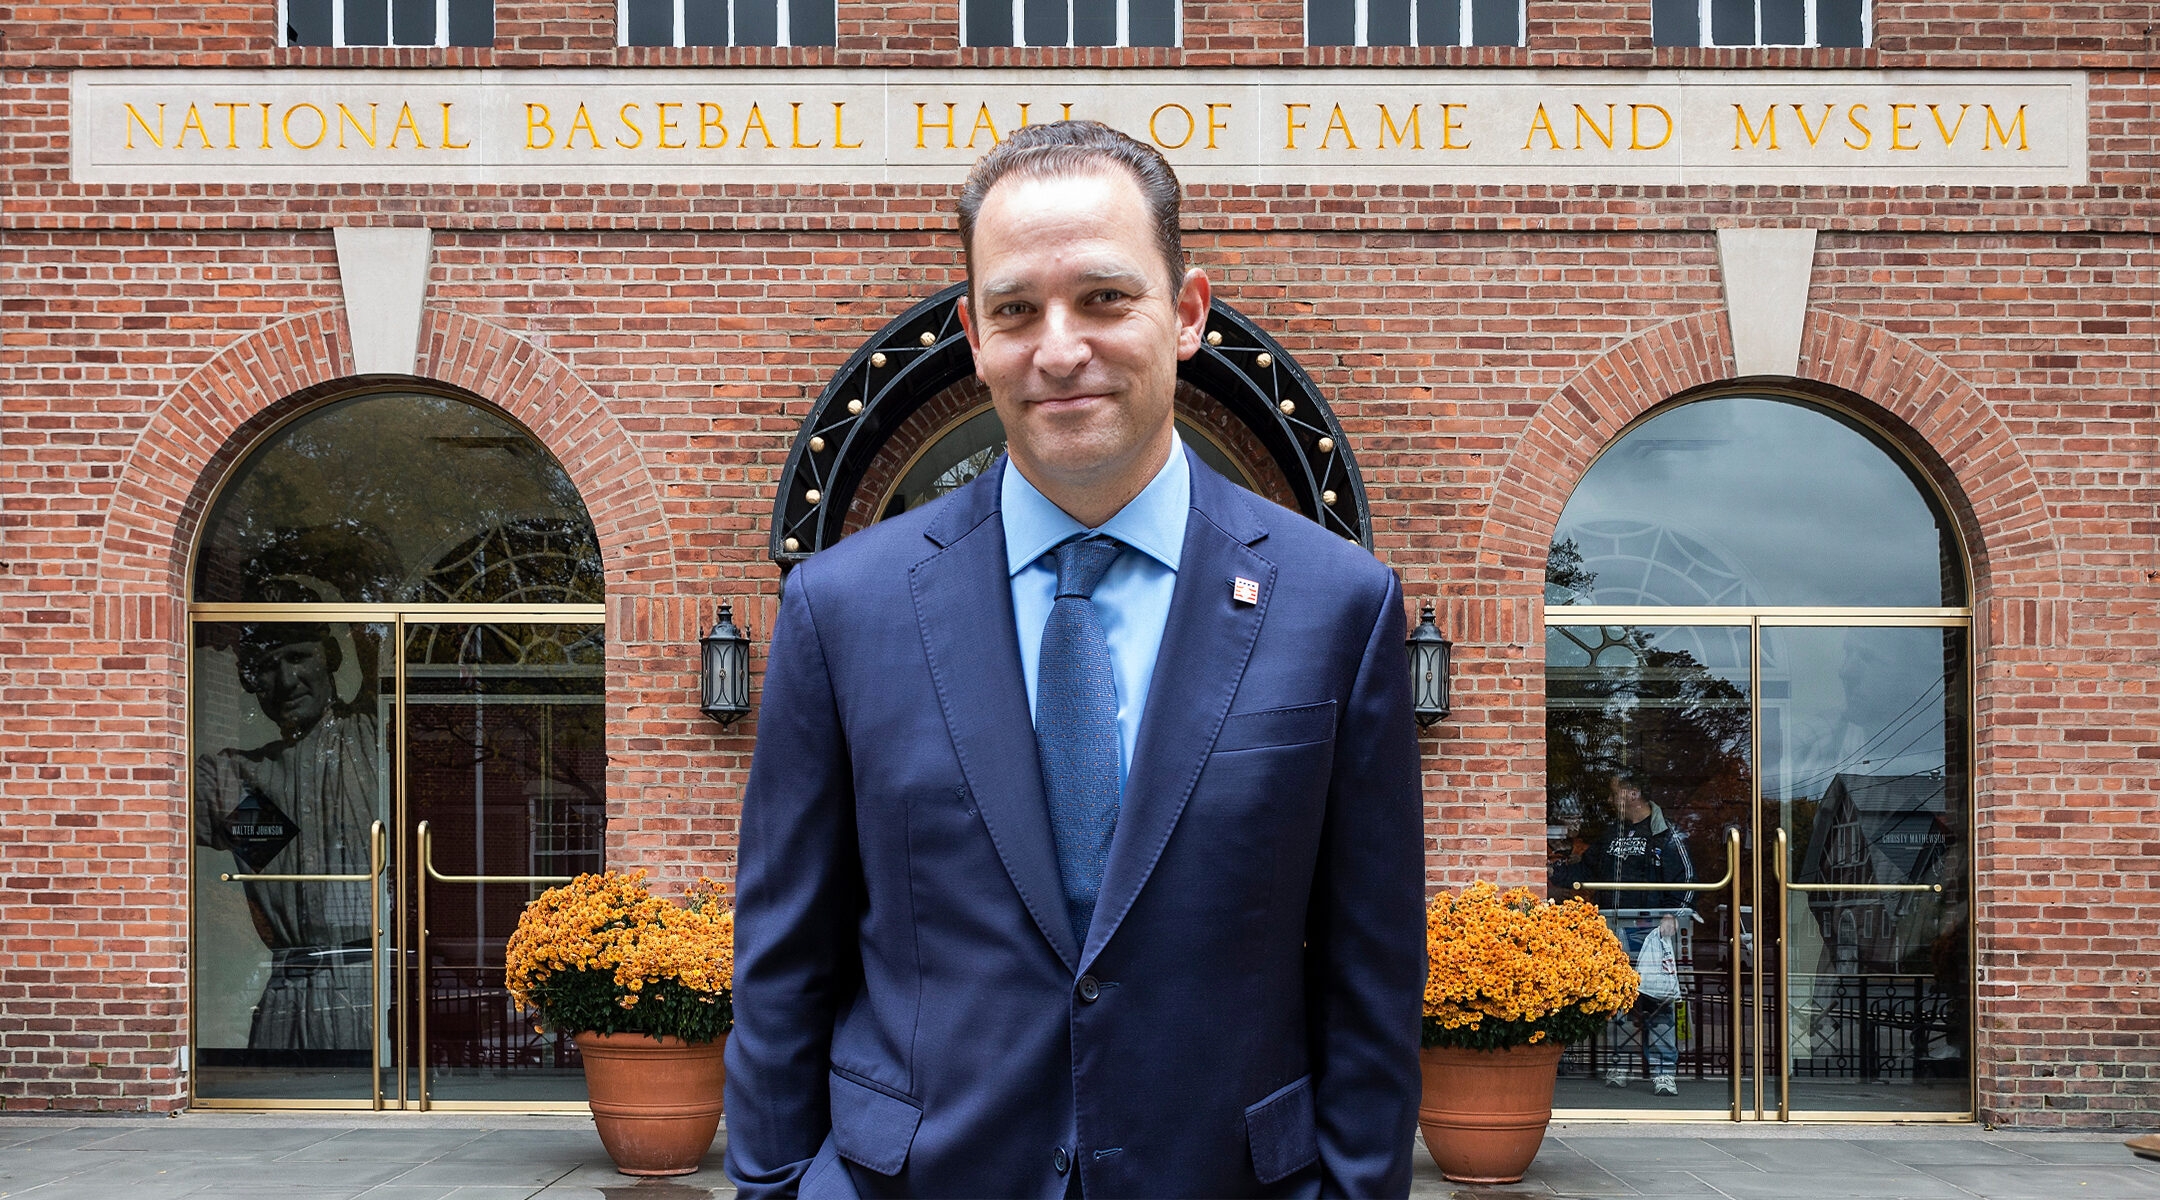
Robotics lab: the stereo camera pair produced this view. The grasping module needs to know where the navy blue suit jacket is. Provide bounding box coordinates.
[725,450,1425,1198]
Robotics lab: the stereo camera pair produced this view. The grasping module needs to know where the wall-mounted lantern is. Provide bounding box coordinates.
[700,602,753,726]
[1407,602,1452,727]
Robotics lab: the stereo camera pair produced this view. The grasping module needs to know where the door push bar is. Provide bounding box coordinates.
[412,820,575,1111]
[221,819,390,1110]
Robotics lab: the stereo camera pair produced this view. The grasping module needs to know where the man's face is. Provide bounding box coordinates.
[957,167,1210,514]
[245,640,334,737]
[1612,783,1649,824]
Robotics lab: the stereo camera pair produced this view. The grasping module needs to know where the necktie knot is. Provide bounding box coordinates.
[1051,536,1125,600]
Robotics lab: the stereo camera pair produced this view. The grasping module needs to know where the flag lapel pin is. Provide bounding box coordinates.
[1231,577,1260,606]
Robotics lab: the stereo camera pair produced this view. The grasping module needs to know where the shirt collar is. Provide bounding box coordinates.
[1002,436,1190,578]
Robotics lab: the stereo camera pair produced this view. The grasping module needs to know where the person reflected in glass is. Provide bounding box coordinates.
[1589,774,1695,1097]
[196,622,382,1061]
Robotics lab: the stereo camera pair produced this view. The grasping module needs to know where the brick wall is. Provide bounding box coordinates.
[3,2,2157,1125]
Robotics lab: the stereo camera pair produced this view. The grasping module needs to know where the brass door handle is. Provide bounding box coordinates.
[1571,825,1741,895]
[1773,828,1939,892]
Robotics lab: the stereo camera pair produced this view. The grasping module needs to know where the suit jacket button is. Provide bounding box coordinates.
[1052,1145,1070,1174]
[1076,975,1100,1003]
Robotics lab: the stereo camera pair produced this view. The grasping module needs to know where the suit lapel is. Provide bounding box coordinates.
[910,459,1082,971]
[1084,457,1272,965]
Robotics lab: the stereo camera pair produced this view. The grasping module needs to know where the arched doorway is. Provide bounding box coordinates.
[1544,393,1972,1122]
[769,284,1369,563]
[189,389,604,1110]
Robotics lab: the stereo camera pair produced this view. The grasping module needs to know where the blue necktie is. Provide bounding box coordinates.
[1036,535,1126,948]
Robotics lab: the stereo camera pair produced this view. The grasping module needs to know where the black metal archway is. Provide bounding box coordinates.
[769,283,1370,565]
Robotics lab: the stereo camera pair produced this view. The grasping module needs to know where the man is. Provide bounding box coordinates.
[1586,775,1694,1097]
[196,622,383,1057]
[725,121,1425,1197]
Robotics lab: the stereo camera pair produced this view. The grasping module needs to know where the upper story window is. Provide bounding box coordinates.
[622,0,836,46]
[283,0,492,46]
[1652,0,1867,47]
[963,0,1178,47]
[1308,0,1524,46]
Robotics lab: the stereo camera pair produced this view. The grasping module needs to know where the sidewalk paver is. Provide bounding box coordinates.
[2,1113,2157,1199]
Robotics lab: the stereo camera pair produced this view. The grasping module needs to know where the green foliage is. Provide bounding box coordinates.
[524,967,734,1044]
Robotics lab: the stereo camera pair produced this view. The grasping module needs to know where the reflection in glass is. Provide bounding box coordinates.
[1766,626,1970,1110]
[879,410,1257,521]
[1547,623,1750,1112]
[1548,397,1962,608]
[194,392,602,605]
[409,622,605,1103]
[193,621,394,1099]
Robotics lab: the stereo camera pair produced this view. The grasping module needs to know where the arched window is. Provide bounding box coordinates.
[189,390,605,1111]
[1544,394,1972,1122]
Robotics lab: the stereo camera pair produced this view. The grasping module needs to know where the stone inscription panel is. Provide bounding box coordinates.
[70,68,2087,187]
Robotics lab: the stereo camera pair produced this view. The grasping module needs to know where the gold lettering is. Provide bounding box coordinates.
[966,103,999,149]
[1205,103,1231,149]
[1440,103,1469,150]
[440,102,470,149]
[1630,103,1672,150]
[525,103,556,150]
[335,102,378,150]
[915,102,957,150]
[1283,103,1309,150]
[1928,103,1971,146]
[1843,104,1872,150]
[700,103,728,149]
[1523,103,1561,151]
[260,102,274,149]
[833,102,862,149]
[176,104,214,150]
[1791,103,1833,147]
[565,103,602,150]
[1061,103,1073,120]
[1320,104,1357,150]
[1733,104,1778,150]
[390,102,428,149]
[1149,103,1194,149]
[213,102,243,149]
[615,102,645,149]
[1016,102,1032,128]
[657,102,684,149]
[124,102,165,149]
[1983,104,2028,150]
[740,103,777,149]
[1890,103,1919,151]
[1376,103,1421,150]
[1574,103,1616,150]
[284,103,327,150]
[791,101,823,149]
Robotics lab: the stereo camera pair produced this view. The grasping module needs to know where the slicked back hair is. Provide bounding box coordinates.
[956,120,1187,301]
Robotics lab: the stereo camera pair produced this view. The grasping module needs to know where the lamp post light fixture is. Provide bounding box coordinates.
[1407,601,1452,727]
[699,601,753,726]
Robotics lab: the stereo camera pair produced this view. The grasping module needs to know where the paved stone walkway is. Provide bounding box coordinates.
[4,1114,2159,1199]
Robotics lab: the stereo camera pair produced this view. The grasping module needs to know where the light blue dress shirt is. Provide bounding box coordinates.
[1003,439,1190,786]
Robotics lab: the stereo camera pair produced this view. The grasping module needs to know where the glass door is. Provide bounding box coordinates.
[406,619,606,1109]
[1546,617,1972,1121]
[192,620,398,1106]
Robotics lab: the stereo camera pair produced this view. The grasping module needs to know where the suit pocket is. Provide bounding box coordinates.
[1213,700,1336,754]
[1244,1074,1319,1186]
[828,1069,922,1177]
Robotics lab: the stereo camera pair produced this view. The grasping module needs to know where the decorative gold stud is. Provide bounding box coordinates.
[809,436,826,452]
[1321,489,1337,505]
[805,489,821,505]
[1205,330,1223,346]
[847,399,864,415]
[784,537,800,552]
[1254,353,1272,369]
[1278,399,1296,415]
[870,352,887,368]
[1317,437,1334,453]
[920,331,936,347]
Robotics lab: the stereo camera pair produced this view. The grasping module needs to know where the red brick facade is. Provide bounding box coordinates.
[4,2,2157,1125]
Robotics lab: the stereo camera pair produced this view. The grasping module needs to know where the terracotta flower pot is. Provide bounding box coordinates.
[1417,1041,1565,1184]
[575,1030,728,1176]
